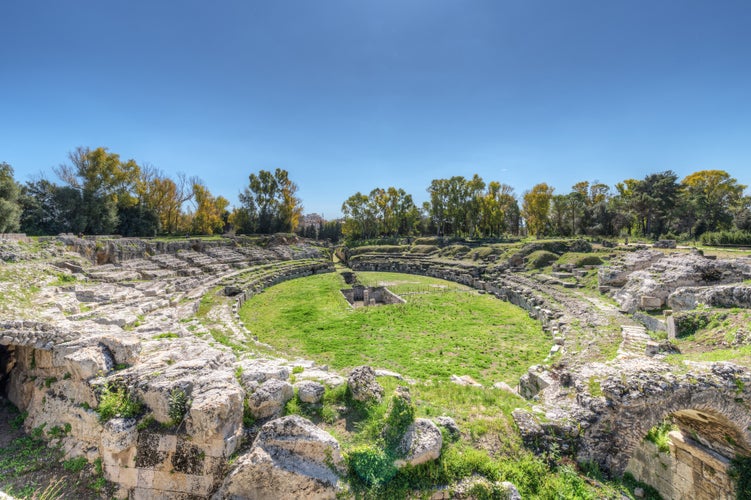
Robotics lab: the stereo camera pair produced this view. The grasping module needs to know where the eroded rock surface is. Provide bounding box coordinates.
[600,250,751,313]
[347,365,384,403]
[215,415,344,500]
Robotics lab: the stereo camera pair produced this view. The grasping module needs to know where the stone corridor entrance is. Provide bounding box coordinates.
[340,285,405,308]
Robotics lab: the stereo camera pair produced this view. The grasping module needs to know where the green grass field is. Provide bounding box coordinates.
[239,271,551,385]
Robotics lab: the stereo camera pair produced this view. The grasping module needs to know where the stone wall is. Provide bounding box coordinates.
[349,256,562,330]
[626,431,735,500]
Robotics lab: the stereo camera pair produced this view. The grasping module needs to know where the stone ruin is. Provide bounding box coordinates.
[2,237,751,499]
[340,284,405,308]
[341,244,751,499]
[0,235,342,498]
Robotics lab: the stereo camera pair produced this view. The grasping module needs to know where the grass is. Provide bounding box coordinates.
[240,272,551,385]
[239,270,643,496]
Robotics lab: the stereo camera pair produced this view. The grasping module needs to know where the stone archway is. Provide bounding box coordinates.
[573,363,751,499]
[585,381,751,475]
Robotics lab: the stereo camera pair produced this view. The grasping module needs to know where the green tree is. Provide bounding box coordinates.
[238,168,302,234]
[19,179,85,235]
[54,147,141,234]
[680,169,746,236]
[0,163,22,233]
[618,171,679,238]
[522,183,554,238]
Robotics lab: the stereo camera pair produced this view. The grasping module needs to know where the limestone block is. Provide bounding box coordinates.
[640,295,663,310]
[395,418,443,467]
[296,368,347,387]
[434,416,460,439]
[348,365,384,403]
[187,381,244,448]
[214,415,343,500]
[248,378,294,419]
[62,345,113,380]
[449,374,483,387]
[295,380,325,404]
[236,358,290,385]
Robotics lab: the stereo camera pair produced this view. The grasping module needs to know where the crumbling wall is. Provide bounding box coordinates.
[627,431,735,500]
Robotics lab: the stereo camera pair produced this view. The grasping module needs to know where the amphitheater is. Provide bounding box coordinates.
[1,234,751,499]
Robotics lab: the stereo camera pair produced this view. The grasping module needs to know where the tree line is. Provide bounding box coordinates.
[341,170,750,241]
[0,147,304,237]
[1,146,749,242]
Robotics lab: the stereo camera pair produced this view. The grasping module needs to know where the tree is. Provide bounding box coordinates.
[617,171,679,238]
[0,163,21,233]
[341,192,372,239]
[136,167,195,235]
[522,183,554,238]
[680,170,746,236]
[19,179,85,235]
[191,182,229,235]
[238,169,302,234]
[54,147,141,234]
[340,187,421,240]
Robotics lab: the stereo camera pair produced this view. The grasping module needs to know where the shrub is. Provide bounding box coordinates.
[383,390,415,449]
[730,455,751,500]
[645,419,676,453]
[168,388,189,426]
[674,311,728,337]
[97,383,143,422]
[409,245,439,255]
[348,444,397,486]
[573,255,603,267]
[63,456,89,473]
[700,230,751,246]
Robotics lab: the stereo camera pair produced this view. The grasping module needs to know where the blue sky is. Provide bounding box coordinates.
[1,0,750,217]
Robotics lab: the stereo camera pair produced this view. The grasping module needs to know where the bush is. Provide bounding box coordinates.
[700,230,751,246]
[348,245,407,256]
[730,455,751,500]
[409,245,439,255]
[168,389,189,426]
[348,444,397,486]
[383,390,415,449]
[645,419,676,453]
[526,250,559,269]
[63,456,89,473]
[97,383,143,422]
[674,311,728,337]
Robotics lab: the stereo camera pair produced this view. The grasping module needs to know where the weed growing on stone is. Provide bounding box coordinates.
[645,419,677,454]
[96,384,143,422]
[168,389,190,427]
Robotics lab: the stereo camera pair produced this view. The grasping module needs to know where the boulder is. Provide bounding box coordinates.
[395,418,443,467]
[449,374,482,387]
[347,366,384,403]
[214,415,343,500]
[518,365,554,399]
[295,380,325,404]
[435,416,460,440]
[248,378,294,419]
[236,358,291,385]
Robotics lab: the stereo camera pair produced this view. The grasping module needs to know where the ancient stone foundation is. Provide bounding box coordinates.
[627,431,735,500]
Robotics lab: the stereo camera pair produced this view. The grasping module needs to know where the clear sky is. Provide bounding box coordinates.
[2,0,750,217]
